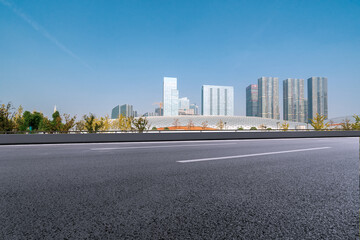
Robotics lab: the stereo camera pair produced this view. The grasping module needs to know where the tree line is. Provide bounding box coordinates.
[0,102,150,133]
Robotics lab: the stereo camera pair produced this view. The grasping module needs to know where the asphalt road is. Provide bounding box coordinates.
[0,138,358,239]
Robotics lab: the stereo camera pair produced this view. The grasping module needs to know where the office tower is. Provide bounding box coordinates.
[304,99,308,123]
[120,104,134,117]
[246,84,258,117]
[308,77,328,122]
[111,105,120,119]
[111,104,134,119]
[190,103,199,115]
[163,77,179,116]
[258,77,280,119]
[201,85,234,116]
[155,107,163,116]
[283,78,305,122]
[178,97,190,110]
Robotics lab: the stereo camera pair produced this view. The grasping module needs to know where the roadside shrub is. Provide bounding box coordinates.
[250,127,257,130]
[237,127,244,130]
[164,127,169,130]
[152,127,157,130]
[267,128,272,130]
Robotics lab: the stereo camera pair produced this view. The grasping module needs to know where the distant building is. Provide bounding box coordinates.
[246,84,258,117]
[308,77,328,123]
[155,107,163,116]
[283,78,305,122]
[201,85,234,116]
[258,77,280,120]
[111,104,134,119]
[163,77,179,116]
[142,112,156,117]
[304,99,308,123]
[190,103,199,115]
[179,109,195,115]
[178,97,190,110]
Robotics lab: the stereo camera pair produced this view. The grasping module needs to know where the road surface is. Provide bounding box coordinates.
[0,138,358,239]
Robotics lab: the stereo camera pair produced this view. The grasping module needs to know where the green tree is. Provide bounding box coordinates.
[132,117,150,133]
[352,115,360,130]
[13,105,24,131]
[84,113,103,133]
[0,102,15,132]
[21,111,45,131]
[61,113,76,132]
[310,113,329,131]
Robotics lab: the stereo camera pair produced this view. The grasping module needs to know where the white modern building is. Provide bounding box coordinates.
[201,85,234,116]
[178,97,190,110]
[163,77,179,116]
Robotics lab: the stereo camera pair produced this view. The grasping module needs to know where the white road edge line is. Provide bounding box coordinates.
[177,147,332,163]
[90,142,236,151]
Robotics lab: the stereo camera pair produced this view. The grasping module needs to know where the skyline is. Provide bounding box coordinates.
[1,0,359,118]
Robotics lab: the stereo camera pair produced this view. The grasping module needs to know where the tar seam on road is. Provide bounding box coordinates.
[90,142,237,151]
[177,147,332,163]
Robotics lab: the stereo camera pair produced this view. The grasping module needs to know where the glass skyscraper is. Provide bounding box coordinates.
[308,77,328,123]
[163,77,179,116]
[111,104,134,119]
[201,85,234,116]
[283,78,305,122]
[246,84,259,117]
[258,77,280,120]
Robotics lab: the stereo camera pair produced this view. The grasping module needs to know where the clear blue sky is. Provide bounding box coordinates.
[1,0,359,118]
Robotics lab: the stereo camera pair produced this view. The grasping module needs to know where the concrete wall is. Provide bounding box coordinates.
[0,131,359,145]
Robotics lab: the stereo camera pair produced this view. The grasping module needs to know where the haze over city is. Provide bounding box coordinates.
[1,0,359,118]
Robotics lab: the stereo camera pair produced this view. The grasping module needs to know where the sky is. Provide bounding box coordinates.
[0,0,359,119]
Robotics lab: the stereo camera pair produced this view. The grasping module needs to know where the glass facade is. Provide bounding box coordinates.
[163,77,179,116]
[258,77,280,120]
[307,77,328,123]
[201,85,234,116]
[246,84,258,117]
[283,78,305,122]
[111,104,134,119]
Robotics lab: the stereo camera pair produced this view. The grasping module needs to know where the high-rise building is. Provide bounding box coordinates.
[308,77,328,123]
[304,99,308,123]
[258,77,280,119]
[246,84,258,117]
[201,85,234,116]
[111,104,134,119]
[178,97,190,110]
[163,77,179,116]
[190,103,199,115]
[283,78,305,122]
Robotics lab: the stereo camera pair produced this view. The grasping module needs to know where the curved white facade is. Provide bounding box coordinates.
[143,116,307,130]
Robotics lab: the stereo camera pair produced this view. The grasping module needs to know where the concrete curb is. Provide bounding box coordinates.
[0,131,359,145]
